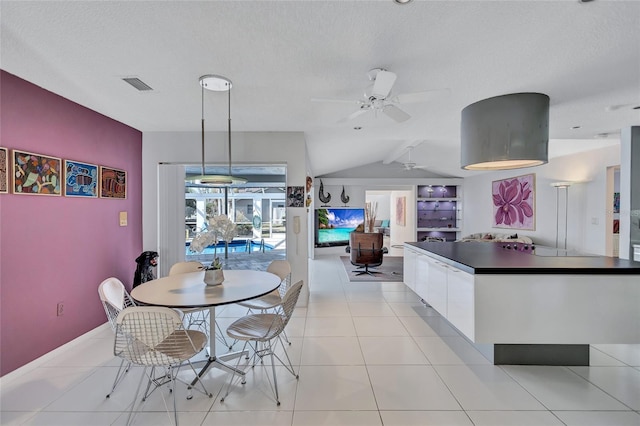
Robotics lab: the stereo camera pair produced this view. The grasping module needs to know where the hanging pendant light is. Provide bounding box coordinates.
[461,92,549,170]
[189,74,247,185]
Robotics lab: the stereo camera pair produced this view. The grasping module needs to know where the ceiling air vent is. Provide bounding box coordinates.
[122,77,153,91]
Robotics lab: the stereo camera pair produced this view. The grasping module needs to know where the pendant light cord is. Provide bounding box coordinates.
[201,84,206,176]
[228,84,232,177]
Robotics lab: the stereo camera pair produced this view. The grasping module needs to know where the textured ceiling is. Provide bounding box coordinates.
[1,1,638,177]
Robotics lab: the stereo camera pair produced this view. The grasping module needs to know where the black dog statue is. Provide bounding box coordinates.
[133,251,158,288]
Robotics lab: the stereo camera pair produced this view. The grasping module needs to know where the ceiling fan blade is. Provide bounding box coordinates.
[338,108,369,123]
[392,88,451,104]
[311,97,363,105]
[604,103,638,112]
[412,165,458,178]
[383,104,411,122]
[371,70,397,99]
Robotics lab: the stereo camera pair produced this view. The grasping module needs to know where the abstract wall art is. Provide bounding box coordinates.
[0,147,7,194]
[100,166,127,199]
[492,173,535,230]
[64,160,98,197]
[12,149,61,195]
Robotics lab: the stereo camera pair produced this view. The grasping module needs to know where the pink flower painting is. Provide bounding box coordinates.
[492,174,535,230]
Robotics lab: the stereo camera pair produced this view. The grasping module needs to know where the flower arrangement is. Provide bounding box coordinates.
[189,215,237,259]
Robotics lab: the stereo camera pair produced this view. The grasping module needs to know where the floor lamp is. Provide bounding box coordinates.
[551,182,572,249]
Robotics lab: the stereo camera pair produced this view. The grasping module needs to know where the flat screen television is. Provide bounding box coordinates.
[315,208,365,247]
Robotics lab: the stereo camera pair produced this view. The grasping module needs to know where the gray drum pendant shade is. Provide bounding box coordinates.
[461,93,549,170]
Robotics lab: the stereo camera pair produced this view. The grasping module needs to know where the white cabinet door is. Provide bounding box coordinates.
[414,253,430,301]
[427,259,448,317]
[446,266,475,340]
[403,246,417,291]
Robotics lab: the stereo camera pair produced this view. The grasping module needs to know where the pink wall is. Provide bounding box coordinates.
[0,70,143,376]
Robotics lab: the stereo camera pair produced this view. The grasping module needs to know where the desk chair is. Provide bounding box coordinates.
[345,232,388,276]
[114,306,212,426]
[220,280,303,406]
[97,277,136,398]
[168,261,232,349]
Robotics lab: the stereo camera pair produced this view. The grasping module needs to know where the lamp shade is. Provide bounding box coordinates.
[461,93,549,170]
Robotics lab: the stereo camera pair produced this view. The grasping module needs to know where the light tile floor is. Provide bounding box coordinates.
[1,255,640,425]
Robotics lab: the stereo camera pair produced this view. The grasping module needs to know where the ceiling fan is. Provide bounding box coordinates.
[400,146,424,170]
[312,68,447,124]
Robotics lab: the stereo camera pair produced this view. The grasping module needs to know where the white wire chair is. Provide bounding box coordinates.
[236,260,293,344]
[114,306,212,426]
[220,280,303,406]
[168,261,233,349]
[237,260,292,311]
[97,277,136,398]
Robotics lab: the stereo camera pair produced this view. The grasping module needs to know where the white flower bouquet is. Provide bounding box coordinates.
[189,215,237,258]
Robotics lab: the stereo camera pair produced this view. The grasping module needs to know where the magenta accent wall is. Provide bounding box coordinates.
[0,70,143,376]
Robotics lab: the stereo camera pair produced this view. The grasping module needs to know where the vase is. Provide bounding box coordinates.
[204,269,224,286]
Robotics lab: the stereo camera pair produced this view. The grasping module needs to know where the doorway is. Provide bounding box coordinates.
[606,165,620,257]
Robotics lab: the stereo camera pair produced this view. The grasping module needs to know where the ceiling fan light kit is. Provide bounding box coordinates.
[188,74,247,186]
[460,92,549,171]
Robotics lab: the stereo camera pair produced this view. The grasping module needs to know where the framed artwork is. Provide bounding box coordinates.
[0,147,7,194]
[12,149,61,195]
[64,160,98,197]
[100,166,127,199]
[492,173,535,230]
[287,186,304,207]
[613,192,620,213]
[396,196,406,226]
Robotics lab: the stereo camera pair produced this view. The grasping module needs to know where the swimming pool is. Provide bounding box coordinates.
[186,239,274,255]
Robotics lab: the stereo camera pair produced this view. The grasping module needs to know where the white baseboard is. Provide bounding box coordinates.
[0,322,111,385]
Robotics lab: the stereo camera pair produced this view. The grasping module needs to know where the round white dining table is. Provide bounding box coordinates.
[131,269,281,380]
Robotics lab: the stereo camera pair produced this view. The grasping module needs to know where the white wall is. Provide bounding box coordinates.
[463,144,620,255]
[142,131,309,303]
[366,192,391,221]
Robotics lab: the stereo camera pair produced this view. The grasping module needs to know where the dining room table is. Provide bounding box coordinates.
[130,268,282,382]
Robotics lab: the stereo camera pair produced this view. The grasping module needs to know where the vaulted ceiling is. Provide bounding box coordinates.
[2,1,637,178]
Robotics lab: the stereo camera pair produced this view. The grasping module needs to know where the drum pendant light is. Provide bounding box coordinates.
[461,93,549,170]
[189,74,247,185]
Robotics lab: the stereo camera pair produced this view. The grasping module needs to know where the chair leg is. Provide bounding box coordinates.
[215,319,234,349]
[126,366,148,426]
[220,340,249,403]
[106,358,131,398]
[269,346,280,406]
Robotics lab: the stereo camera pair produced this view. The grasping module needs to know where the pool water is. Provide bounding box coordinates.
[186,240,273,255]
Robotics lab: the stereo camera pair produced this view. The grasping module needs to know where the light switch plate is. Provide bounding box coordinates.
[119,211,128,226]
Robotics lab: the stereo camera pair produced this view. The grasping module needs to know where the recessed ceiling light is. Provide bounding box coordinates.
[393,0,413,4]
[354,126,362,130]
[571,126,581,130]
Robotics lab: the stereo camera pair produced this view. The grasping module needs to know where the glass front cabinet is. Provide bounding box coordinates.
[416,184,461,242]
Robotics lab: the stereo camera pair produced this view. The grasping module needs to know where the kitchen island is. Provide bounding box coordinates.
[403,241,640,365]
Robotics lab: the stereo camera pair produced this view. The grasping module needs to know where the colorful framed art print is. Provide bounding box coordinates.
[0,147,8,194]
[64,160,98,197]
[12,149,62,196]
[100,166,127,199]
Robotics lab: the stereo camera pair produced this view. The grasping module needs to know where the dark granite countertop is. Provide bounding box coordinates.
[405,242,640,275]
